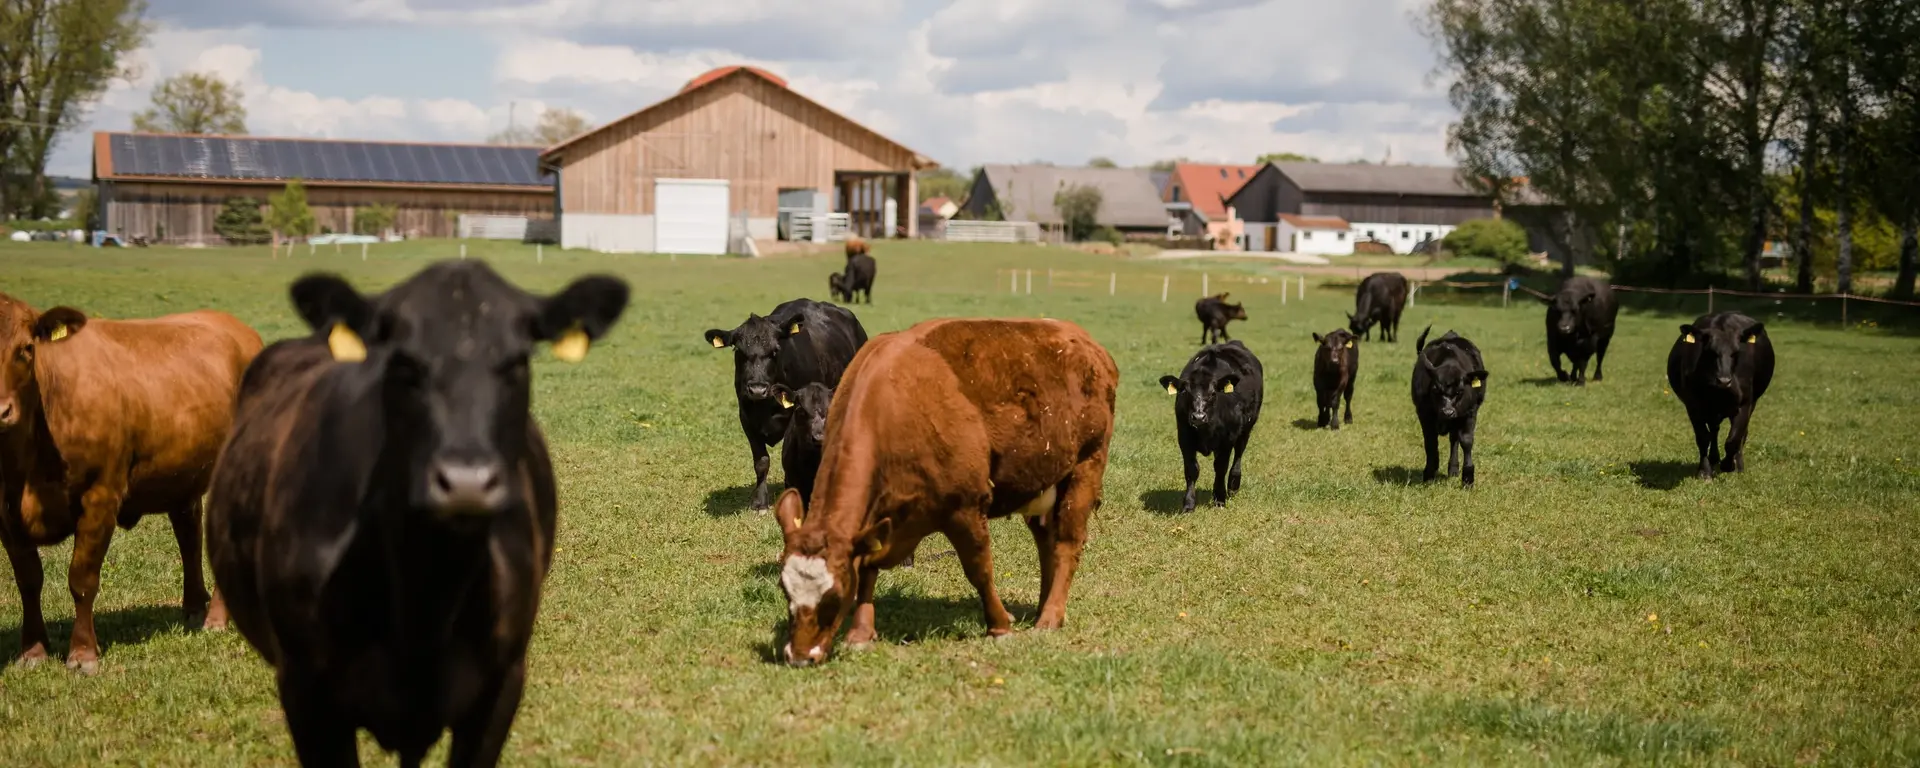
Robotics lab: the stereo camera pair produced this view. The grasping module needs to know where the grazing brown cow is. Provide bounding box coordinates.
[0,293,261,673]
[774,318,1118,667]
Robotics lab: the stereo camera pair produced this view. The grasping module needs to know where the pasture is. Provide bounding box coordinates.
[1,239,1916,766]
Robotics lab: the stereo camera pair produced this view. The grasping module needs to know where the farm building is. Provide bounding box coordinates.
[958,165,1172,239]
[1277,214,1355,255]
[1227,162,1495,253]
[1164,163,1259,250]
[91,131,553,244]
[539,66,937,254]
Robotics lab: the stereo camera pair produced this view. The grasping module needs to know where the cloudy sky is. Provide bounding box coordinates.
[50,0,1458,178]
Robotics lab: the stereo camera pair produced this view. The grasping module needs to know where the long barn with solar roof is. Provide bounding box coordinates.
[91,131,555,244]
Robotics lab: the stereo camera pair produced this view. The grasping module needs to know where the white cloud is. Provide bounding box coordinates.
[54,1,1461,177]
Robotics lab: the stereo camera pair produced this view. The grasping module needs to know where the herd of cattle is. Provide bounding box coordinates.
[0,246,1777,766]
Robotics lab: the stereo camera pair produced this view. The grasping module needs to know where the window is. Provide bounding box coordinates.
[1171,186,1182,202]
[1219,169,1229,179]
[1366,230,1375,238]
[1401,230,1410,239]
[1337,232,1347,240]
[1303,231,1312,241]
[1237,169,1246,178]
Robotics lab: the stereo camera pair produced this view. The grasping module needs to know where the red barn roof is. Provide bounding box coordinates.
[1168,163,1260,221]
[680,65,787,93]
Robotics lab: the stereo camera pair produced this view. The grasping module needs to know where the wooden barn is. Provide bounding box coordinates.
[92,131,554,244]
[539,66,938,254]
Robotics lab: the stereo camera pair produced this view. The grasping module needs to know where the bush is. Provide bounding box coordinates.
[267,180,316,239]
[354,203,398,236]
[213,198,270,244]
[1443,218,1530,264]
[1091,225,1124,245]
[3,219,79,233]
[1053,184,1103,242]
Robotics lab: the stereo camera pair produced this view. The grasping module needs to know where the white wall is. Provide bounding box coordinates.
[1350,222,1456,253]
[1244,223,1275,251]
[562,213,654,253]
[1280,223,1355,256]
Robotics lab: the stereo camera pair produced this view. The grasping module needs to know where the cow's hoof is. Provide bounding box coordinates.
[1210,499,1226,509]
[16,646,49,669]
[66,657,100,676]
[844,640,875,652]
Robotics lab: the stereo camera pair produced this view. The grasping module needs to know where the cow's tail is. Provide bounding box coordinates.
[1414,324,1433,352]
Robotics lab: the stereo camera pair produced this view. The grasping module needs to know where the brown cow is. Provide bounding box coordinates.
[0,293,261,673]
[773,318,1118,666]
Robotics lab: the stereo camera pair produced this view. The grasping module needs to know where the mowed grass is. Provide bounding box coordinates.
[1,239,1917,767]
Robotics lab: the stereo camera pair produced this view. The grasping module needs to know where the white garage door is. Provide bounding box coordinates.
[654,178,730,255]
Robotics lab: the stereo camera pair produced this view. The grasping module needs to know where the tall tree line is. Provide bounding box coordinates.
[0,0,147,220]
[1427,0,1920,295]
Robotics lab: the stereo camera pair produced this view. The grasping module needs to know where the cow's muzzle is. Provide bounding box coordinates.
[427,457,507,515]
[744,383,772,400]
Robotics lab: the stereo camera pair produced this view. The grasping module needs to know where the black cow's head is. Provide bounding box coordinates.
[1679,321,1765,397]
[1210,293,1247,320]
[1420,353,1488,420]
[1346,311,1375,337]
[291,261,629,521]
[1159,367,1242,428]
[0,292,85,434]
[1313,328,1357,366]
[705,313,803,402]
[1546,290,1593,336]
[827,273,847,302]
[771,382,833,444]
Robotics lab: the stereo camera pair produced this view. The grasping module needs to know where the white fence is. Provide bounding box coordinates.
[943,220,1039,243]
[786,212,852,242]
[457,215,530,241]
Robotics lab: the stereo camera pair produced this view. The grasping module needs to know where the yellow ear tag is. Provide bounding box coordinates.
[47,324,68,342]
[328,323,366,362]
[1345,340,1354,348]
[1223,382,1235,393]
[552,325,589,364]
[1683,333,1696,344]
[1471,378,1483,389]
[777,392,794,409]
[711,336,726,348]
[1745,334,1757,345]
[1165,383,1178,395]
[789,322,801,335]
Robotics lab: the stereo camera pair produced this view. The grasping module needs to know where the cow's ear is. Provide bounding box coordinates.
[1312,332,1325,343]
[772,385,795,409]
[291,273,374,361]
[32,307,87,342]
[535,275,630,363]
[1159,375,1185,395]
[773,488,806,539]
[855,518,892,559]
[705,329,732,349]
[1743,323,1766,344]
[1219,375,1239,394]
[1678,324,1698,343]
[787,318,803,336]
[1469,369,1489,389]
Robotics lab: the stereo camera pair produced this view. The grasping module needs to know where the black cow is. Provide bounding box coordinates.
[842,253,876,304]
[1412,325,1489,488]
[1348,272,1410,342]
[705,299,868,510]
[204,260,630,768]
[1194,292,1247,345]
[1158,340,1265,512]
[828,273,849,303]
[1543,275,1618,385]
[1311,328,1359,430]
[1666,312,1775,479]
[769,382,833,512]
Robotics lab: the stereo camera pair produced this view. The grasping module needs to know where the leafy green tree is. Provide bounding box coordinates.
[134,71,247,135]
[1053,183,1103,241]
[1087,157,1118,168]
[916,168,971,203]
[1443,218,1531,264]
[1147,158,1188,171]
[1255,152,1318,164]
[213,197,269,244]
[353,203,398,236]
[266,180,315,241]
[0,0,148,220]
[487,107,591,145]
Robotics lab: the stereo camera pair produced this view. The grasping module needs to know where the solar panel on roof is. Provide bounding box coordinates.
[103,133,545,187]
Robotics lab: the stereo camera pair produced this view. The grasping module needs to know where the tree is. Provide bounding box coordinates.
[1087,157,1118,168]
[1053,183,1103,242]
[212,197,268,244]
[133,71,247,135]
[1855,0,1920,296]
[1443,217,1531,264]
[69,185,94,229]
[1147,158,1189,171]
[1255,152,1319,164]
[353,203,397,236]
[265,180,315,242]
[0,0,148,220]
[487,107,591,146]
[916,168,971,203]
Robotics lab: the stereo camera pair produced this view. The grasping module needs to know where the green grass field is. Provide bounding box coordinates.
[0,239,1916,766]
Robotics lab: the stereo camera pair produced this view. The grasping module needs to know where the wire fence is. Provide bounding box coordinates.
[1418,278,1920,325]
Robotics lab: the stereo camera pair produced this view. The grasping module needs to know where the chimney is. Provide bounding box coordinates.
[1227,205,1237,221]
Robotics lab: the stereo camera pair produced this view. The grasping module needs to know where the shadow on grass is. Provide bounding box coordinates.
[1519,376,1569,387]
[0,604,195,666]
[1629,460,1698,491]
[1291,418,1326,431]
[1372,466,1428,485]
[1138,489,1199,515]
[702,483,761,517]
[750,591,1039,665]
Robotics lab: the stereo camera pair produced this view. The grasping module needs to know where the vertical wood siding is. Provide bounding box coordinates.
[102,181,553,243]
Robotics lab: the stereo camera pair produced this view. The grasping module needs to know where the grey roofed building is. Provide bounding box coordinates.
[1269,162,1481,197]
[1227,161,1496,229]
[959,164,1172,230]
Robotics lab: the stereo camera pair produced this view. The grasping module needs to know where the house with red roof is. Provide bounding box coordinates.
[1164,163,1260,250]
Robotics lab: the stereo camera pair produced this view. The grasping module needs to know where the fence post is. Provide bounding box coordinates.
[308,241,315,257]
[1010,270,1016,294]
[537,243,543,264]
[1162,275,1169,303]
[1110,272,1116,296]
[1026,269,1032,295]
[459,243,466,260]
[1707,286,1714,313]
[1843,292,1849,327]
[1282,277,1289,306]
[1299,276,1305,300]
[1203,273,1209,297]
[1048,268,1054,291]
[361,242,368,261]
[1410,283,1417,307]
[1503,281,1510,307]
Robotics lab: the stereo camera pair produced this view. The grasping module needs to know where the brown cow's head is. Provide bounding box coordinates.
[290,261,628,522]
[772,488,889,667]
[0,294,86,433]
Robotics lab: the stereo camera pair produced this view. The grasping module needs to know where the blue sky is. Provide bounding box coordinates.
[52,0,1457,178]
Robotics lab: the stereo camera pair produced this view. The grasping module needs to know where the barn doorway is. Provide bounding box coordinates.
[833,171,907,239]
